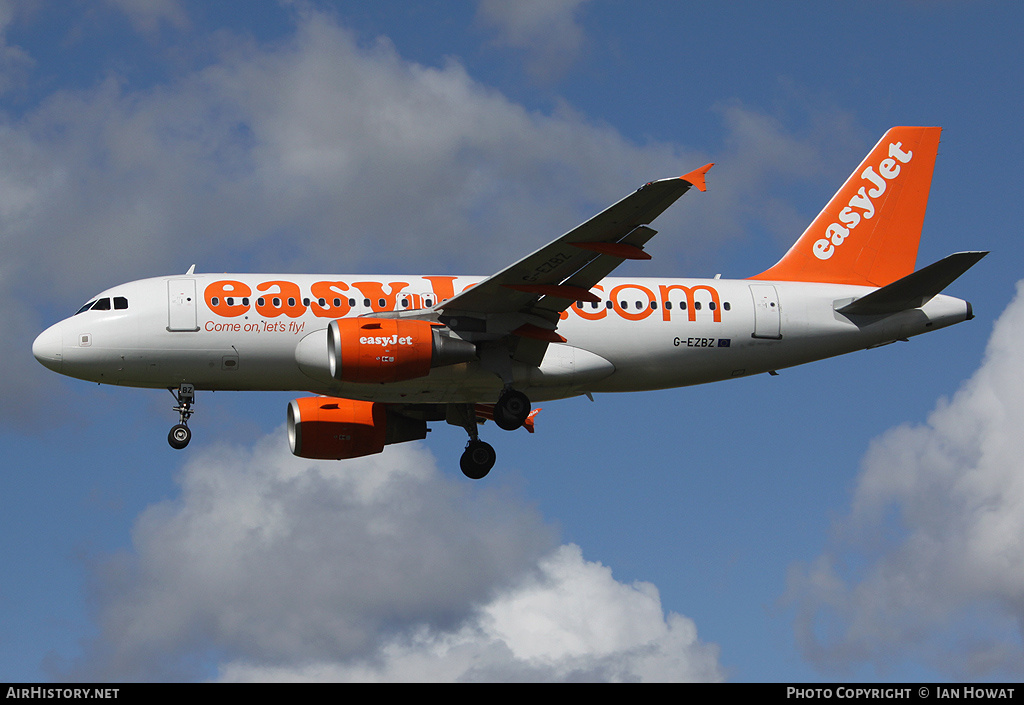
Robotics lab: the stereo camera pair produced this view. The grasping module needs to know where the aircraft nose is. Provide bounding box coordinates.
[32,323,63,372]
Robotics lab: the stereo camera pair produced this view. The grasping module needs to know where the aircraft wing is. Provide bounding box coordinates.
[437,164,713,343]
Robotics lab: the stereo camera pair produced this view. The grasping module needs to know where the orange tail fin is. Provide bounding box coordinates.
[750,126,941,286]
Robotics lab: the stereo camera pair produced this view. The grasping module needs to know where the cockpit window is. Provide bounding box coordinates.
[73,296,128,315]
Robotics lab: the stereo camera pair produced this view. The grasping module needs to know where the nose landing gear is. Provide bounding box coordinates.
[167,383,195,450]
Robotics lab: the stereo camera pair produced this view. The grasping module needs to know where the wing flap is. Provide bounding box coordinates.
[570,241,651,260]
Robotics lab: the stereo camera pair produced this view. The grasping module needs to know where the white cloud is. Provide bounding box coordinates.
[102,0,189,33]
[788,282,1024,678]
[0,0,35,95]
[476,0,593,81]
[477,544,723,681]
[61,430,722,682]
[220,545,723,682]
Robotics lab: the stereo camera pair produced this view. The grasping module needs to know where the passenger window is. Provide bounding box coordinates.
[694,301,701,311]
[724,302,731,311]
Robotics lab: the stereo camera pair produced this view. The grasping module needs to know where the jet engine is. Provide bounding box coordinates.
[287,396,428,460]
[327,318,476,384]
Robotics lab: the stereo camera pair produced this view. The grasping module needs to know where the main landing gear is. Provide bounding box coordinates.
[455,388,532,480]
[493,388,531,431]
[167,383,195,450]
[461,439,497,480]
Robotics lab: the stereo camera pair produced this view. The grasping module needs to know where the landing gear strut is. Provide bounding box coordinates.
[167,383,195,450]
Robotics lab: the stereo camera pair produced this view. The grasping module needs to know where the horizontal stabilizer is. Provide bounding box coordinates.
[837,251,988,316]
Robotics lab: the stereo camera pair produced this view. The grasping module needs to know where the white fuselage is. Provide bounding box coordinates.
[32,272,972,404]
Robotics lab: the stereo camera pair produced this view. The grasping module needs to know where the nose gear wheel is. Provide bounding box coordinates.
[168,423,191,449]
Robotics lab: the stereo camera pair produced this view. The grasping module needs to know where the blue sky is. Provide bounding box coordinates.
[2,0,1023,682]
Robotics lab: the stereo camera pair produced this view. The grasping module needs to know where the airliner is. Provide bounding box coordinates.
[32,126,985,478]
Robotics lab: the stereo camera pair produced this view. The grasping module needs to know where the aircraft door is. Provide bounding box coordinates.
[749,284,782,339]
[167,279,200,332]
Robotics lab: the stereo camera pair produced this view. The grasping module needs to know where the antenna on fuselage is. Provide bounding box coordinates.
[186,264,196,275]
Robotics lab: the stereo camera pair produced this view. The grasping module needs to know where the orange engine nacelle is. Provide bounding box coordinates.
[287,396,427,460]
[327,318,476,384]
